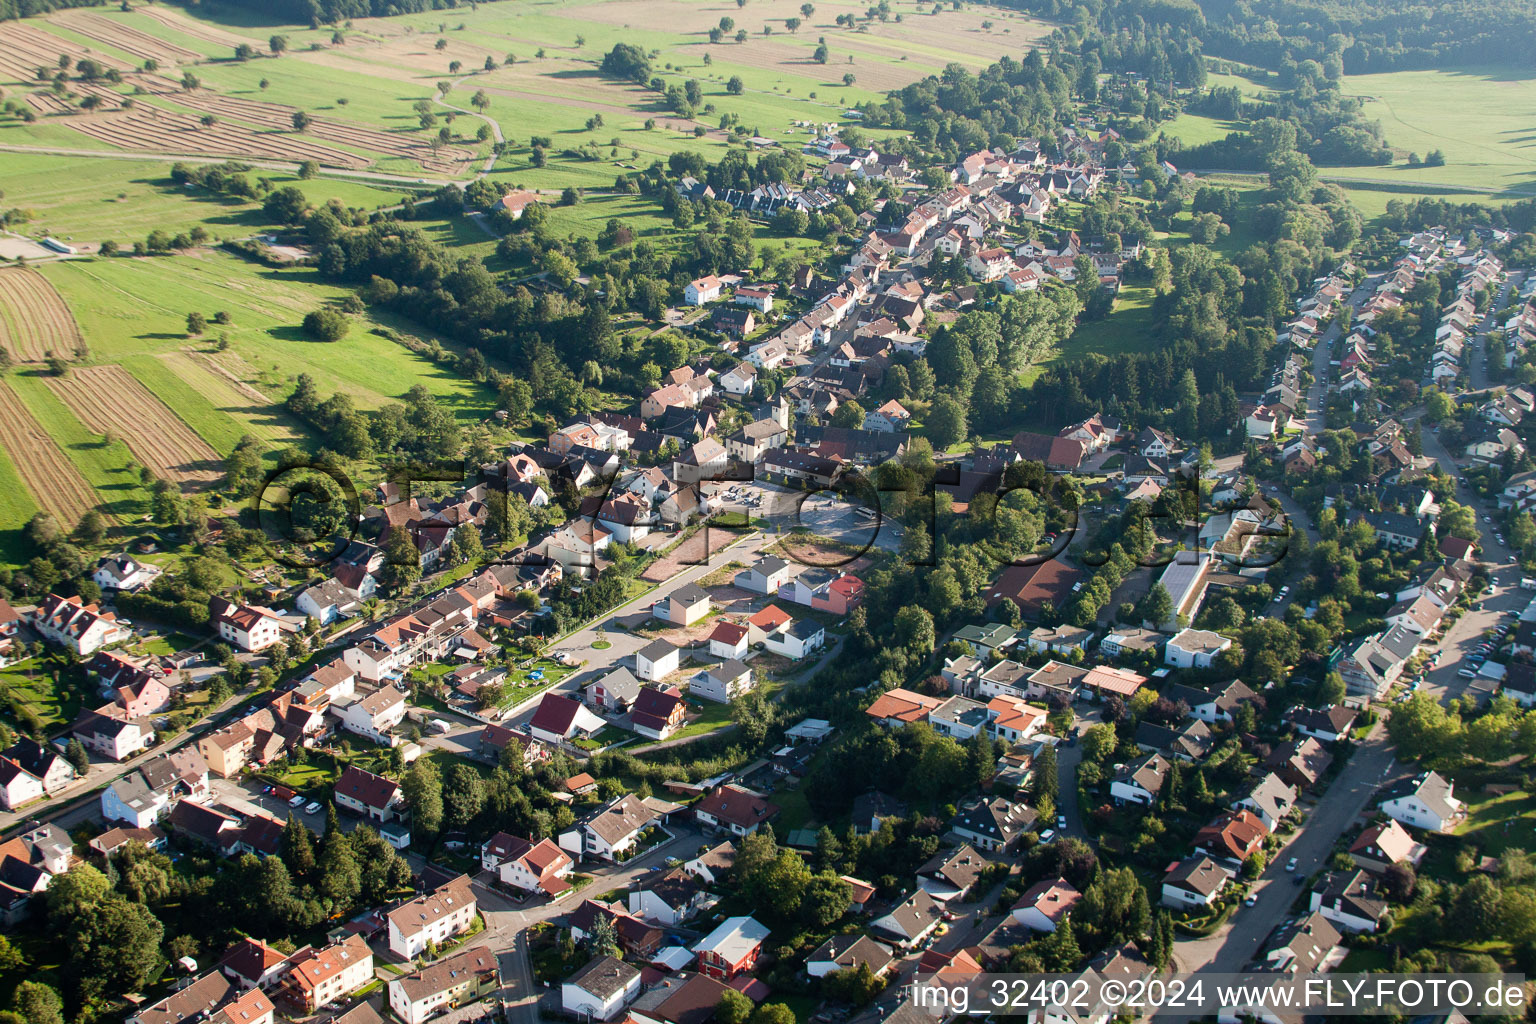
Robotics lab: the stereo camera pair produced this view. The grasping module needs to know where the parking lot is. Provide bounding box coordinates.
[711,481,902,554]
[211,777,331,833]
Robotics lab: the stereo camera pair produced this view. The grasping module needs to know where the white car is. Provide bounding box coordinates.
[1039,829,1056,843]
[1285,857,1299,872]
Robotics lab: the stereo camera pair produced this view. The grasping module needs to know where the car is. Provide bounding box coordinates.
[1285,857,1298,872]
[1484,515,1493,523]
[1039,829,1056,843]
[304,801,322,815]
[288,794,306,808]
[1057,815,1067,829]
[1244,895,1258,907]
[1293,874,1306,886]
[1459,667,1478,678]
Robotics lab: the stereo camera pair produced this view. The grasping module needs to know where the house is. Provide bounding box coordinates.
[764,618,825,660]
[560,793,660,862]
[872,888,946,948]
[1160,856,1229,909]
[692,658,752,704]
[865,399,912,433]
[1134,718,1214,762]
[386,875,477,959]
[734,556,791,595]
[338,686,407,745]
[588,666,642,712]
[628,868,706,927]
[1378,771,1463,832]
[719,362,758,397]
[1349,819,1426,874]
[986,695,1046,744]
[209,597,285,652]
[1025,624,1092,656]
[1260,912,1341,975]
[683,842,736,886]
[661,584,711,627]
[1167,679,1257,724]
[693,915,771,979]
[333,766,403,823]
[1110,752,1170,806]
[1287,704,1359,743]
[72,704,151,761]
[949,795,1037,852]
[500,190,540,219]
[1011,877,1081,932]
[483,834,574,897]
[93,553,159,592]
[563,956,642,1021]
[277,933,374,1014]
[387,946,497,1024]
[954,622,1019,659]
[1136,427,1176,459]
[734,285,776,313]
[1098,627,1166,660]
[628,973,732,1024]
[1267,737,1333,791]
[0,737,74,800]
[126,973,275,1024]
[865,687,943,726]
[1193,810,1268,866]
[684,275,723,305]
[1310,870,1388,933]
[529,693,607,746]
[694,783,778,836]
[216,935,291,991]
[630,685,688,740]
[1164,628,1232,670]
[296,578,360,625]
[927,696,991,742]
[634,638,683,683]
[706,621,749,661]
[100,748,208,828]
[806,935,894,979]
[0,758,44,812]
[918,844,991,901]
[30,593,129,655]
[725,419,787,463]
[984,559,1083,619]
[1236,773,1298,830]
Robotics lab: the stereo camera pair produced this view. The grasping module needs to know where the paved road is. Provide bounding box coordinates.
[1173,724,1400,973]
[1304,276,1376,435]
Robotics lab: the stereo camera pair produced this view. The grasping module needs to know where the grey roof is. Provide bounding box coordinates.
[709,659,751,683]
[1164,856,1227,897]
[592,667,642,702]
[567,955,640,1000]
[672,583,709,607]
[582,793,659,845]
[1379,770,1458,820]
[637,637,680,663]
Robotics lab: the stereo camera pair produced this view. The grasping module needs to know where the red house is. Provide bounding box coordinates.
[813,574,865,616]
[693,916,771,980]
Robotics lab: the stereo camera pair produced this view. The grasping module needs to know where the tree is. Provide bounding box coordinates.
[291,110,311,131]
[717,990,754,1024]
[894,605,935,653]
[8,982,63,1024]
[270,34,288,54]
[726,75,744,94]
[402,757,443,833]
[64,737,89,774]
[813,43,829,63]
[1137,583,1173,627]
[444,763,487,828]
[751,1005,797,1024]
[302,307,350,342]
[588,913,620,958]
[187,311,207,335]
[926,393,967,450]
[317,807,361,910]
[843,72,855,85]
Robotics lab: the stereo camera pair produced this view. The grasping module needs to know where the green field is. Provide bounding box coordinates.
[0,153,416,253]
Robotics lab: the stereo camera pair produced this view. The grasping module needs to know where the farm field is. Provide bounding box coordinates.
[46,364,225,487]
[0,379,99,529]
[0,265,84,363]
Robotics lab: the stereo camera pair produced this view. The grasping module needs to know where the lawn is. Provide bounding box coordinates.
[1451,787,1536,857]
[0,653,90,736]
[0,448,40,564]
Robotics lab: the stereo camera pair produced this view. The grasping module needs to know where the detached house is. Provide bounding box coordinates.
[1378,771,1463,832]
[560,793,660,862]
[684,275,723,306]
[333,766,403,823]
[693,916,771,980]
[694,783,778,837]
[1011,877,1081,933]
[1160,856,1230,909]
[210,597,285,652]
[482,833,574,897]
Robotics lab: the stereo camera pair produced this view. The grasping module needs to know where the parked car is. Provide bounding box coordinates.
[1285,857,1298,872]
[304,801,322,815]
[1039,829,1056,843]
[288,794,306,808]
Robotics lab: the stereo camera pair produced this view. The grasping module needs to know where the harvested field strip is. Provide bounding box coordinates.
[0,22,131,85]
[161,90,474,173]
[131,5,263,52]
[52,11,203,66]
[64,104,370,168]
[0,266,84,363]
[47,365,223,487]
[0,379,105,527]
[144,350,307,448]
[0,446,41,559]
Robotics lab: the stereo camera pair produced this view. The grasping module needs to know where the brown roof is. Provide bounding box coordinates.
[694,784,779,830]
[986,559,1084,617]
[334,765,399,810]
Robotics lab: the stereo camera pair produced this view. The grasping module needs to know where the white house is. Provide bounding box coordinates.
[627,868,706,927]
[100,748,209,828]
[734,556,791,595]
[210,597,284,653]
[559,794,660,862]
[562,957,641,1021]
[338,687,408,746]
[1164,628,1232,669]
[692,659,752,704]
[386,876,477,959]
[30,593,130,655]
[635,638,682,681]
[1377,771,1463,832]
[1011,877,1081,933]
[387,946,497,1024]
[93,554,159,593]
[764,619,824,660]
[296,578,360,626]
[684,275,723,306]
[1160,856,1230,909]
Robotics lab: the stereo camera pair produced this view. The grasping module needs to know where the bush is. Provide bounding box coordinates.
[302,307,350,342]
